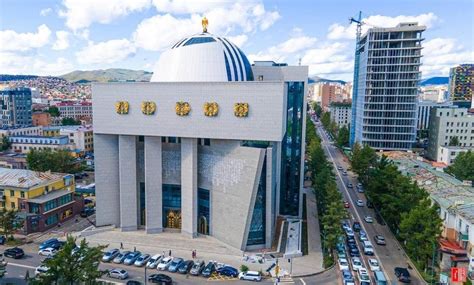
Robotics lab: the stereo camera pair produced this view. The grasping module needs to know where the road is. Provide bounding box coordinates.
[314,119,425,285]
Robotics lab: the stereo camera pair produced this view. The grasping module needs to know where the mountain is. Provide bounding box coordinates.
[308,75,346,85]
[60,68,153,83]
[419,76,449,86]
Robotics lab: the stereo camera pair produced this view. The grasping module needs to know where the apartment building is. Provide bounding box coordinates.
[9,135,73,154]
[329,102,352,127]
[56,101,92,121]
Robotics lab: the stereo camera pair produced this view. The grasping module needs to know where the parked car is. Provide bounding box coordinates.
[368,259,380,271]
[346,236,356,246]
[157,256,173,271]
[356,183,363,188]
[201,261,216,277]
[374,235,386,245]
[239,271,262,281]
[217,266,239,278]
[338,258,350,271]
[394,267,411,283]
[352,222,361,232]
[126,281,142,285]
[364,216,374,223]
[146,254,163,269]
[134,254,151,267]
[168,257,184,272]
[358,268,371,284]
[344,201,350,208]
[341,269,354,283]
[348,245,360,257]
[190,260,205,275]
[4,247,25,259]
[80,207,95,217]
[0,236,5,245]
[177,260,194,274]
[337,166,343,170]
[38,248,58,257]
[356,199,364,207]
[345,228,355,237]
[343,171,348,176]
[35,265,49,277]
[49,241,65,250]
[148,273,172,285]
[102,249,120,262]
[39,238,59,250]
[108,268,128,280]
[347,183,353,188]
[363,241,374,256]
[113,251,130,264]
[359,231,368,242]
[123,251,141,265]
[351,257,363,271]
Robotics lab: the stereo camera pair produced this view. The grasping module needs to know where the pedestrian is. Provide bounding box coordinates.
[134,246,136,252]
[120,242,123,250]
[191,250,194,259]
[194,249,197,258]
[169,249,172,257]
[162,251,165,257]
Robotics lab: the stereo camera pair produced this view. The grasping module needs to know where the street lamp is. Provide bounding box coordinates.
[144,265,147,285]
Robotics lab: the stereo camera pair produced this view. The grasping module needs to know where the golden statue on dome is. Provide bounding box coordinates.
[202,17,209,33]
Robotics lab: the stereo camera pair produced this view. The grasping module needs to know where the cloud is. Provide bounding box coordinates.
[75,39,136,64]
[227,34,248,48]
[0,52,74,76]
[302,42,354,77]
[133,1,279,51]
[151,0,226,14]
[327,13,439,40]
[248,34,317,63]
[52,31,70,50]
[0,24,51,52]
[59,0,151,30]
[421,38,474,77]
[40,8,52,16]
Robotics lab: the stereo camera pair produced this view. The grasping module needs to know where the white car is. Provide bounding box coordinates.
[356,199,364,207]
[156,256,173,270]
[358,268,371,283]
[146,254,163,269]
[364,216,374,223]
[108,268,128,280]
[35,265,49,277]
[38,248,57,256]
[338,258,350,271]
[238,271,262,282]
[345,228,355,237]
[351,257,363,272]
[368,259,380,271]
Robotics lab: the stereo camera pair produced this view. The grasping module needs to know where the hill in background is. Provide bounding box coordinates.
[308,75,346,85]
[60,68,152,83]
[419,76,449,86]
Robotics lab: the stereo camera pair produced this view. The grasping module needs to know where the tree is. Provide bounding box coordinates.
[31,235,106,284]
[446,150,474,182]
[312,102,322,117]
[306,116,317,144]
[399,199,442,270]
[0,209,23,240]
[320,112,331,130]
[336,125,349,148]
[61,117,81,126]
[27,149,83,174]
[449,136,460,146]
[0,136,11,151]
[47,106,60,117]
[350,143,378,185]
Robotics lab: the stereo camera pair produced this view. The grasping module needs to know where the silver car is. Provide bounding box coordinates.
[190,260,205,275]
[147,254,163,269]
[113,251,130,264]
[134,254,151,267]
[102,249,120,262]
[108,268,128,280]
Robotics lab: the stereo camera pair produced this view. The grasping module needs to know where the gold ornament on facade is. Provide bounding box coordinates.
[202,17,209,33]
[175,101,191,116]
[234,103,249,117]
[115,101,129,114]
[141,101,156,115]
[203,102,219,117]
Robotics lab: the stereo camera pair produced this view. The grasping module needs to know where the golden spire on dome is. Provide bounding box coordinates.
[202,17,209,33]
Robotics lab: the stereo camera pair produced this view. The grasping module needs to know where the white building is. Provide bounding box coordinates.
[56,102,92,120]
[93,23,307,251]
[438,146,474,166]
[329,102,352,127]
[9,135,73,154]
[420,85,448,102]
[0,126,43,139]
[417,100,453,131]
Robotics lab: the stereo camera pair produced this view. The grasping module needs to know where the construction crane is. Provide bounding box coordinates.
[349,11,364,44]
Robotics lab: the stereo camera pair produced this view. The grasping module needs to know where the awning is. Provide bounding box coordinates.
[439,239,467,256]
[451,256,470,262]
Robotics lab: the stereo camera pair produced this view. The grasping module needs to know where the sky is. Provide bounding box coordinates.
[0,0,473,81]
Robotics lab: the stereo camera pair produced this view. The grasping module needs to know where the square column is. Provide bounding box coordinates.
[144,136,163,233]
[181,138,198,238]
[119,135,138,231]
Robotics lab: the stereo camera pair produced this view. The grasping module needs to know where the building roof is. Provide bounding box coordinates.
[28,189,72,204]
[384,151,474,223]
[151,30,253,82]
[0,168,65,189]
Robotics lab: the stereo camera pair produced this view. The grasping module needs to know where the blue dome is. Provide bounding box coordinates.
[151,33,254,82]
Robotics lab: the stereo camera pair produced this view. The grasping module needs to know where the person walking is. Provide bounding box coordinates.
[169,249,172,257]
[120,242,123,250]
[194,249,197,259]
[134,246,136,252]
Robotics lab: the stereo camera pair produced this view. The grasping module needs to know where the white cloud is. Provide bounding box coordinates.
[76,39,136,64]
[59,0,151,30]
[226,34,248,47]
[302,42,354,78]
[40,8,52,16]
[327,13,439,40]
[0,52,74,76]
[248,34,317,63]
[151,0,227,14]
[0,24,51,52]
[52,31,70,50]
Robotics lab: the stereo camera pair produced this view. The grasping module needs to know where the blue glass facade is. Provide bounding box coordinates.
[0,88,32,128]
[162,184,181,228]
[280,82,304,216]
[247,158,266,246]
[198,188,210,235]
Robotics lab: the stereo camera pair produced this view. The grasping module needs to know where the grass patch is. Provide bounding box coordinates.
[6,238,23,246]
[323,252,334,268]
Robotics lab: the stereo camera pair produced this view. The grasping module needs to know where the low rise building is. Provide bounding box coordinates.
[329,102,352,128]
[0,126,43,139]
[427,108,474,161]
[9,135,73,154]
[439,146,474,166]
[417,100,453,131]
[43,125,93,154]
[56,101,92,121]
[32,112,51,127]
[420,85,448,102]
[0,152,27,169]
[0,168,82,234]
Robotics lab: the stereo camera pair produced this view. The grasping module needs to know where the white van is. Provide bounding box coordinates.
[363,241,374,256]
[238,271,262,282]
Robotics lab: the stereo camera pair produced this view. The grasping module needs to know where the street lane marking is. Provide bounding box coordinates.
[7,262,36,269]
[299,278,306,285]
[316,126,393,284]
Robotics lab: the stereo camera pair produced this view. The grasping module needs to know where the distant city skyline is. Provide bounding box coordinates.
[0,0,473,80]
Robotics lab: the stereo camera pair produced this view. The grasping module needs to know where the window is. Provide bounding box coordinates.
[45,214,59,226]
[10,202,15,209]
[20,192,25,198]
[10,190,14,197]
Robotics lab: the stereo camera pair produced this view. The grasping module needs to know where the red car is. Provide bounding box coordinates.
[344,201,350,208]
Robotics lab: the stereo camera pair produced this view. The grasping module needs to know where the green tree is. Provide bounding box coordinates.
[446,150,474,182]
[336,125,349,148]
[350,143,378,185]
[449,136,460,146]
[399,199,442,270]
[47,106,60,117]
[320,112,331,130]
[27,149,83,174]
[312,102,322,117]
[0,136,11,151]
[31,235,106,284]
[306,116,317,144]
[0,209,23,240]
[61,117,81,126]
